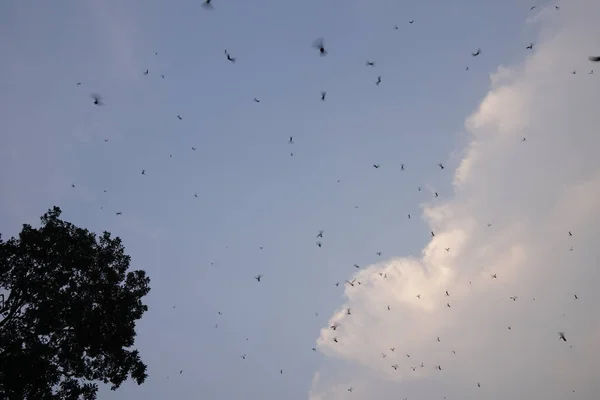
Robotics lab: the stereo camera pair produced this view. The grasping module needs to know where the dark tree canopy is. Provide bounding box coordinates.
[0,207,151,399]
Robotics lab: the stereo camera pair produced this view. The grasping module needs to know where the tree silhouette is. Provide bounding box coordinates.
[0,207,151,399]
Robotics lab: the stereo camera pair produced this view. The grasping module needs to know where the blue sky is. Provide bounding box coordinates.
[2,0,600,399]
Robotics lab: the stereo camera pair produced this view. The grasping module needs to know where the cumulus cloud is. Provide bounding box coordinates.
[310,1,600,399]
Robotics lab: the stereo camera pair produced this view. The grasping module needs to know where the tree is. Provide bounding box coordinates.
[0,207,151,399]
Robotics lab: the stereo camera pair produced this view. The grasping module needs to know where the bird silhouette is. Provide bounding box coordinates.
[91,93,104,106]
[224,50,236,63]
[317,230,324,238]
[526,43,534,49]
[589,56,600,62]
[471,49,481,56]
[202,0,213,9]
[366,61,375,66]
[373,164,380,168]
[559,332,567,341]
[320,91,327,101]
[254,275,262,282]
[376,76,382,85]
[312,38,327,56]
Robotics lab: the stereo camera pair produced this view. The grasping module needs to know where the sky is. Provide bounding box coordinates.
[0,0,599,399]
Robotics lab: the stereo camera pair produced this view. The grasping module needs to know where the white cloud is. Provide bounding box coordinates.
[310,0,600,399]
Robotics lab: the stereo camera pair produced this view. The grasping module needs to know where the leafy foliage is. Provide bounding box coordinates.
[0,207,151,399]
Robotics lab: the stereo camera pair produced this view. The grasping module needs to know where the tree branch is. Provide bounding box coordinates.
[0,298,26,331]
